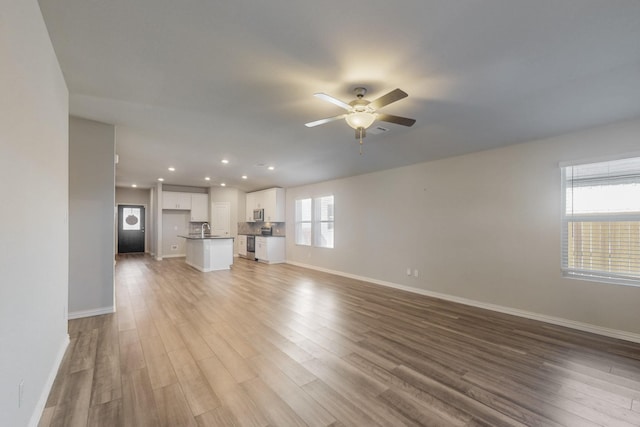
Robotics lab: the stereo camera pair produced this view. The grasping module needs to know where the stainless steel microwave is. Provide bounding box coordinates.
[253,209,264,221]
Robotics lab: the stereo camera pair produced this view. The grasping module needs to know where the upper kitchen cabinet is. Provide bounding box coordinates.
[245,192,256,222]
[246,188,285,222]
[261,188,285,222]
[162,192,208,221]
[190,193,208,222]
[163,191,192,210]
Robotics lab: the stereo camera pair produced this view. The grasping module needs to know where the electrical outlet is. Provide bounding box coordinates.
[18,380,24,408]
[406,268,412,276]
[413,269,419,278]
[171,244,178,251]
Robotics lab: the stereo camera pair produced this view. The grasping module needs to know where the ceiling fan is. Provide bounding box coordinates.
[305,87,416,150]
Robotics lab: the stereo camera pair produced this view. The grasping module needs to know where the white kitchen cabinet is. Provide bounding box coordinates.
[245,192,255,222]
[163,191,192,210]
[190,193,209,222]
[253,190,265,209]
[255,236,285,264]
[262,188,285,222]
[255,236,267,260]
[246,187,285,222]
[237,234,247,256]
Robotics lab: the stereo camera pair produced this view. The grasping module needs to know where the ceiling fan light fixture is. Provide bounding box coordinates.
[345,112,376,130]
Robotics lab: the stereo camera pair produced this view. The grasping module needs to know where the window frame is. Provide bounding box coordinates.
[314,195,334,249]
[560,156,640,287]
[294,198,312,246]
[294,194,335,249]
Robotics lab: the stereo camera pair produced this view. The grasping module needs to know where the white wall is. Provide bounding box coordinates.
[0,1,69,425]
[116,187,151,252]
[287,118,640,337]
[69,117,115,317]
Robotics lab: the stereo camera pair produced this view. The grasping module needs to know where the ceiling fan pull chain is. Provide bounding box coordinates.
[359,128,363,155]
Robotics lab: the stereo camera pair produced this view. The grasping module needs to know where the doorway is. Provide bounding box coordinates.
[117,204,145,253]
[212,201,231,236]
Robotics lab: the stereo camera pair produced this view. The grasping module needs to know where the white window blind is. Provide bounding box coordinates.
[294,195,335,248]
[561,156,640,286]
[295,198,312,246]
[314,195,334,248]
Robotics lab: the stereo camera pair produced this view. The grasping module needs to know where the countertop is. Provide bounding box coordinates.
[179,234,234,240]
[239,233,286,237]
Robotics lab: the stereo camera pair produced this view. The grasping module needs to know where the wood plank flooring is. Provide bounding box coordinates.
[40,254,640,426]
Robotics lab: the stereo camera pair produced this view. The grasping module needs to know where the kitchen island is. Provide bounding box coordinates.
[179,235,234,272]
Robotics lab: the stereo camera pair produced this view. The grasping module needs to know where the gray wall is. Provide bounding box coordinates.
[286,117,640,338]
[0,1,69,425]
[116,187,151,252]
[150,187,156,256]
[69,117,115,317]
[162,210,190,256]
[154,183,163,259]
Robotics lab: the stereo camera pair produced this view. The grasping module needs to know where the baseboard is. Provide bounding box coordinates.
[28,334,69,427]
[161,254,185,259]
[68,306,115,320]
[286,260,640,344]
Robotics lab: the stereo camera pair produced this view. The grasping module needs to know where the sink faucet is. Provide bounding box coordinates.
[201,222,210,237]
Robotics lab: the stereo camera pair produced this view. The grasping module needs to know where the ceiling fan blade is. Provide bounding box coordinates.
[368,88,408,110]
[305,114,347,128]
[314,93,352,111]
[377,114,416,127]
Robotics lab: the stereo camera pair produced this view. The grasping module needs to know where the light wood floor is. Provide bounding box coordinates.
[39,254,640,427]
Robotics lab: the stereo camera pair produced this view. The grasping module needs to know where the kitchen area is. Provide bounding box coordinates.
[153,185,286,270]
[237,187,286,264]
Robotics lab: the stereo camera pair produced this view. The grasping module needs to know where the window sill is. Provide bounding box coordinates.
[562,270,640,288]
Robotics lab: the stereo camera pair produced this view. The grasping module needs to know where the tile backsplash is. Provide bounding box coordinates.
[238,222,286,236]
[188,222,208,234]
[188,221,286,236]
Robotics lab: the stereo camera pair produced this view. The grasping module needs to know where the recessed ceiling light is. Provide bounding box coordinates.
[132,184,137,188]
[221,159,229,164]
[168,167,175,171]
[220,183,226,187]
[158,178,164,182]
[241,175,247,180]
[268,166,275,171]
[205,177,211,181]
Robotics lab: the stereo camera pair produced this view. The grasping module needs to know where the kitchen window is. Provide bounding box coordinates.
[561,156,640,286]
[295,195,334,248]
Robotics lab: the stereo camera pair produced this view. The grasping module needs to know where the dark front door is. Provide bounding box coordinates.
[118,205,145,253]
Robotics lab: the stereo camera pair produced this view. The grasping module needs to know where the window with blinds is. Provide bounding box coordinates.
[294,195,334,248]
[561,156,640,286]
[295,198,312,246]
[314,195,334,248]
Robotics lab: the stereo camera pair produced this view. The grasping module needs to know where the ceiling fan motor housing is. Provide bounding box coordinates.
[353,87,367,98]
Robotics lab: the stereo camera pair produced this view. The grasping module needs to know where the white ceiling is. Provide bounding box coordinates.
[38,0,640,192]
